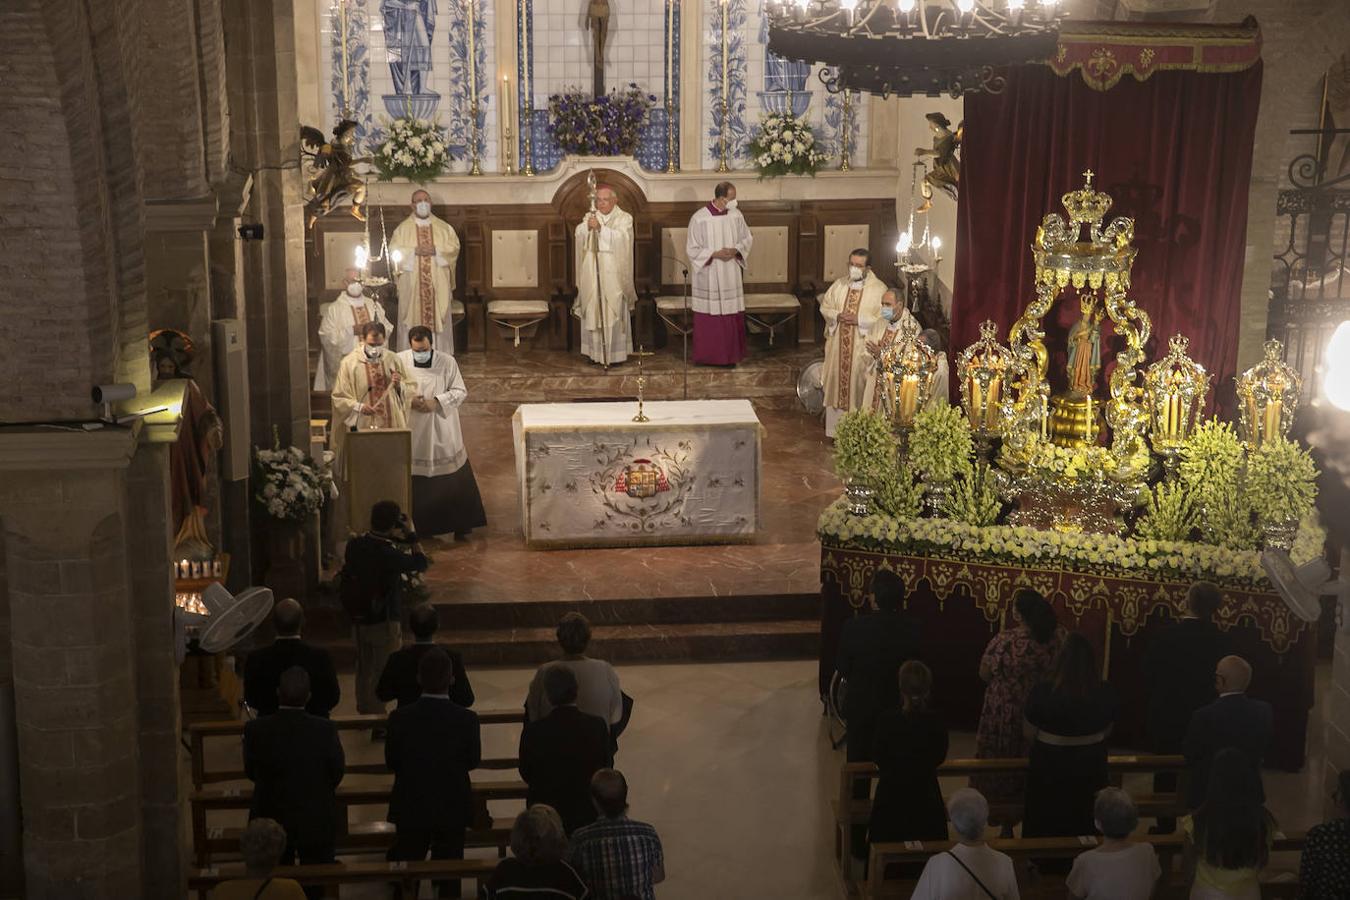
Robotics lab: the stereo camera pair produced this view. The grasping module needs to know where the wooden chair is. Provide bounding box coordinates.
[487,299,550,348]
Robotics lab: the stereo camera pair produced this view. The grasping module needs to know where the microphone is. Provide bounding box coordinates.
[659,254,691,280]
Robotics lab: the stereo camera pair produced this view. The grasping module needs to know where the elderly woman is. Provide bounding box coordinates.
[483,805,589,899]
[1299,768,1350,899]
[213,818,307,900]
[911,788,1019,900]
[1067,788,1161,900]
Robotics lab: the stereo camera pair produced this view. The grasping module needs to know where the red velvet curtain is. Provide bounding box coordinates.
[951,63,1263,411]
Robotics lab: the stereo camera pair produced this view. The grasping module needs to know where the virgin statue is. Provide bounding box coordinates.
[1066,293,1104,396]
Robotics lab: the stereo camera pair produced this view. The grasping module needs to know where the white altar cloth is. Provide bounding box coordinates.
[512,400,762,548]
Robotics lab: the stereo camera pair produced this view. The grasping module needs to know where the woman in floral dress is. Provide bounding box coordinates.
[972,588,1065,829]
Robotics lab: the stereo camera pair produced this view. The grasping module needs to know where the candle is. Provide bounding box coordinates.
[1263,398,1281,446]
[500,76,512,129]
[179,559,189,580]
[899,375,918,423]
[969,377,983,427]
[212,559,222,578]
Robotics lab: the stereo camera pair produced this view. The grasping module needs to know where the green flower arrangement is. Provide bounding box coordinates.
[1135,481,1198,543]
[941,461,1004,527]
[1204,490,1261,551]
[1245,437,1318,525]
[910,404,974,484]
[874,468,923,520]
[833,410,896,481]
[1178,418,1244,511]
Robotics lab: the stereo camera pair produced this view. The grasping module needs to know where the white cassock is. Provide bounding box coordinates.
[859,312,925,416]
[686,203,754,365]
[390,213,460,352]
[573,206,637,365]
[820,272,891,437]
[313,292,393,391]
[329,347,413,478]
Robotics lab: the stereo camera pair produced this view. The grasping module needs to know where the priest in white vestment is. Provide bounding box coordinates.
[390,188,460,351]
[860,289,921,414]
[821,250,890,437]
[397,326,487,540]
[314,267,393,391]
[686,182,753,366]
[329,322,413,478]
[573,184,636,365]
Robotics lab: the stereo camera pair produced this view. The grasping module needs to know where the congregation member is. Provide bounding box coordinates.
[213,818,307,900]
[910,788,1019,900]
[379,602,475,709]
[973,588,1065,831]
[1143,580,1231,832]
[1022,633,1119,845]
[1182,654,1273,809]
[243,598,340,717]
[686,181,753,366]
[397,326,486,540]
[341,500,429,721]
[573,183,637,365]
[860,289,920,414]
[386,648,482,899]
[1298,769,1350,899]
[482,805,590,900]
[526,613,624,730]
[390,189,461,351]
[1065,788,1161,900]
[329,322,413,475]
[867,660,949,855]
[520,666,613,835]
[313,267,392,392]
[243,667,345,900]
[820,248,890,437]
[568,769,665,900]
[1183,747,1276,900]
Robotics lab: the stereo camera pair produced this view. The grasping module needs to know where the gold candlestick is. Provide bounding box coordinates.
[717,0,731,173]
[632,345,653,422]
[467,0,482,175]
[839,89,852,172]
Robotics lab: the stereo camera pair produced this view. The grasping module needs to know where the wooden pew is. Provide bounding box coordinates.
[833,754,1188,879]
[188,858,499,899]
[191,782,530,866]
[188,709,526,788]
[863,832,1306,900]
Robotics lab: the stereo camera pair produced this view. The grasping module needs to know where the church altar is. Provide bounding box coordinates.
[512,400,761,549]
[817,539,1318,772]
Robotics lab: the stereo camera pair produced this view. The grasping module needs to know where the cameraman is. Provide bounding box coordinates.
[342,500,429,727]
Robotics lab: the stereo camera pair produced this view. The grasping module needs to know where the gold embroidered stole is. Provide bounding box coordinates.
[416,223,436,329]
[837,287,864,408]
[363,361,394,429]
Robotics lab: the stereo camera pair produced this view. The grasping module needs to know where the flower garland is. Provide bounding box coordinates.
[547,84,655,157]
[253,443,334,522]
[747,112,826,177]
[374,117,454,182]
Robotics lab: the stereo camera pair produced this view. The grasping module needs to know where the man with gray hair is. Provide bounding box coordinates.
[1182,653,1273,808]
[911,788,1019,900]
[569,769,665,900]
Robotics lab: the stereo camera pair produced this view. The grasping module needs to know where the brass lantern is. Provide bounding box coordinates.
[1144,334,1210,468]
[956,319,1015,444]
[1236,339,1301,448]
[879,318,938,434]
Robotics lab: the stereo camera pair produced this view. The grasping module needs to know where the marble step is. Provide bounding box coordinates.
[431,592,821,630]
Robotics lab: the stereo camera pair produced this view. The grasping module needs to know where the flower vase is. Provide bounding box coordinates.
[924,480,950,516]
[1262,517,1298,552]
[844,477,875,517]
[264,518,307,600]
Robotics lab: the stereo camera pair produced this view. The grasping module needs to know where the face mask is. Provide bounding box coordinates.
[414,201,431,217]
[880,306,896,322]
[364,345,384,360]
[412,349,432,364]
[849,265,865,281]
[345,282,363,298]
[724,198,738,210]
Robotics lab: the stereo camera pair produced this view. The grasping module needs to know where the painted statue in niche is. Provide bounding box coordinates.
[381,0,441,118]
[587,0,611,98]
[758,0,810,116]
[1066,292,1105,396]
[914,112,961,212]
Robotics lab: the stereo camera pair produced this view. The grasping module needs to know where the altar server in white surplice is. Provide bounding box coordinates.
[314,267,393,392]
[573,184,637,365]
[390,188,460,351]
[821,249,890,437]
[397,326,487,540]
[686,181,753,366]
[329,322,412,477]
[860,289,921,414]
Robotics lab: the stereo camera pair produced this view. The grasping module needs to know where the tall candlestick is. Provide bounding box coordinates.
[519,0,535,176]
[717,0,730,173]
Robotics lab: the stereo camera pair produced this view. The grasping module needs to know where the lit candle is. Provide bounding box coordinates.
[899,375,918,423]
[500,76,512,129]
[1263,398,1282,445]
[986,376,1002,429]
[969,377,984,426]
[179,559,189,580]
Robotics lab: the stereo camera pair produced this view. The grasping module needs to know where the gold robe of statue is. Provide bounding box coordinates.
[329,346,413,477]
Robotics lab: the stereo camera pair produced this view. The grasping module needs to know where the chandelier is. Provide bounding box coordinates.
[765,0,1065,98]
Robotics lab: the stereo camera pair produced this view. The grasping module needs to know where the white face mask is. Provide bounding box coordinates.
[724,198,738,210]
[364,344,384,360]
[414,201,431,218]
[412,349,432,364]
[880,306,896,322]
[849,265,865,281]
[345,282,363,298]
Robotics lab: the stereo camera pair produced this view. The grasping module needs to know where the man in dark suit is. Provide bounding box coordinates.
[1183,654,1274,809]
[243,666,345,900]
[519,665,612,836]
[1142,581,1232,831]
[835,568,921,764]
[378,602,475,709]
[243,598,341,717]
[386,647,482,898]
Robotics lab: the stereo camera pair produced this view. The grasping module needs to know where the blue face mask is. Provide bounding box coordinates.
[412,349,432,365]
[880,306,896,322]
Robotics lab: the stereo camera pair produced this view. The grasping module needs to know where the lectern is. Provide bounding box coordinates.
[344,428,413,535]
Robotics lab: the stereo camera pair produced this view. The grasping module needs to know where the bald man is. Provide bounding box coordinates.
[1181,654,1273,808]
[243,598,342,717]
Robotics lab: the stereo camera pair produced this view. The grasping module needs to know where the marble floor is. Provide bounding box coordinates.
[195,659,1337,899]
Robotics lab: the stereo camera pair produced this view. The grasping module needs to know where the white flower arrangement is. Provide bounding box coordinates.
[748,112,827,177]
[375,116,453,182]
[253,443,334,522]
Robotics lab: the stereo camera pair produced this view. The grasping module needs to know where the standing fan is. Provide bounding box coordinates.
[175,583,276,664]
[1260,550,1348,623]
[797,359,826,416]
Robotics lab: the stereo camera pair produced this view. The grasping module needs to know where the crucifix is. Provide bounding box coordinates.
[632,345,654,422]
[586,0,611,98]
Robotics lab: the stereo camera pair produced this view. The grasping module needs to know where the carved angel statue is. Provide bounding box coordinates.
[915,112,962,212]
[300,119,372,228]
